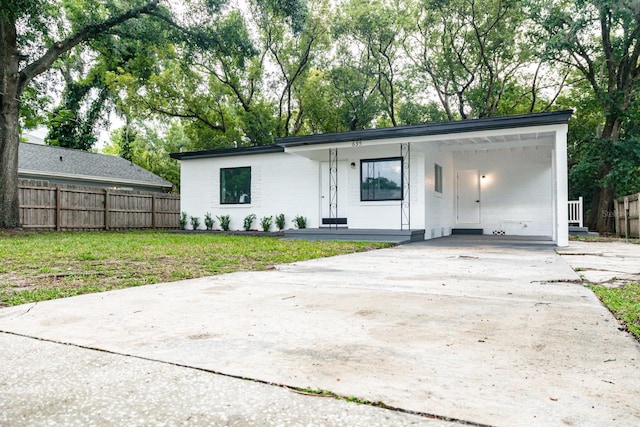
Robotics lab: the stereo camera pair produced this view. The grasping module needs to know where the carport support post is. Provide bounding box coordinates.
[554,125,569,246]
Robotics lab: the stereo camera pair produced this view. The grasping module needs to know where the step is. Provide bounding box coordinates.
[451,228,484,235]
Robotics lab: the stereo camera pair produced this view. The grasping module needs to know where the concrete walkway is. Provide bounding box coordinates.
[1,237,639,426]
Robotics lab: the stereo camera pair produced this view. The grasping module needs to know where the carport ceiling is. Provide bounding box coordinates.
[435,131,555,152]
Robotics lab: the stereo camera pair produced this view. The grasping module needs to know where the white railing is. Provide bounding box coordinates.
[568,196,583,227]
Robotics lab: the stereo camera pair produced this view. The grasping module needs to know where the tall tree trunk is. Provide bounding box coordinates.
[585,168,615,233]
[586,116,622,233]
[0,19,21,228]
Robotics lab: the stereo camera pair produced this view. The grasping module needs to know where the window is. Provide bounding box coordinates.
[220,167,251,204]
[360,157,403,201]
[435,163,443,193]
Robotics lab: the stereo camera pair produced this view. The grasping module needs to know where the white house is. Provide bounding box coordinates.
[171,110,572,246]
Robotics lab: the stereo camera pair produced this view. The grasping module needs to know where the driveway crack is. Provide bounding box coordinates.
[0,330,495,427]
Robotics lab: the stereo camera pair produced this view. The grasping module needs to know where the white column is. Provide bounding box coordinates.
[554,125,569,246]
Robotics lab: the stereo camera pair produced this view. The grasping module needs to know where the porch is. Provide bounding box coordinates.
[285,228,425,243]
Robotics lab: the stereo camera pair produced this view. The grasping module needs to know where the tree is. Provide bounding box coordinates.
[103,123,182,188]
[532,0,640,232]
[110,0,311,147]
[260,0,328,136]
[1,0,163,228]
[46,11,171,150]
[335,0,407,126]
[45,51,111,150]
[405,0,535,120]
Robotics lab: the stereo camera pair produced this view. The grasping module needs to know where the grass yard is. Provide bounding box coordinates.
[570,235,640,244]
[0,231,391,307]
[590,283,640,341]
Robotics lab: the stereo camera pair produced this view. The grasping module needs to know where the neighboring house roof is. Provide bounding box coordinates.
[18,142,172,189]
[170,110,573,160]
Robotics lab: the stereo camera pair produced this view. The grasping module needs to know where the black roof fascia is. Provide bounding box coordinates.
[170,145,284,160]
[276,110,573,148]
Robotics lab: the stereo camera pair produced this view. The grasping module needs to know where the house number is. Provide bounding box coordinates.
[352,141,362,147]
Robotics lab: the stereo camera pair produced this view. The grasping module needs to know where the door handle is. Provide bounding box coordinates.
[475,200,480,203]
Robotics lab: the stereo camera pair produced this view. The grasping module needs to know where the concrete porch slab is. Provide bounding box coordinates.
[285,228,425,243]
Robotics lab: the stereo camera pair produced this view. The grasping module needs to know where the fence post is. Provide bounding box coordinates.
[152,194,157,229]
[104,189,110,231]
[624,196,630,239]
[55,186,61,231]
[578,196,583,227]
[614,197,620,236]
[637,193,640,238]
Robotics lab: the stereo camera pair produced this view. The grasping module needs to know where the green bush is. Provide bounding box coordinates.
[217,214,231,231]
[293,215,307,229]
[243,213,257,231]
[275,213,286,231]
[179,212,188,230]
[260,216,273,232]
[204,213,215,230]
[189,216,201,230]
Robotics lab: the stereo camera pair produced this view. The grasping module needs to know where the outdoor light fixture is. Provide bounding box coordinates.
[350,162,356,169]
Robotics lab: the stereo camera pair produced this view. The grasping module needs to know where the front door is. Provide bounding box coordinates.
[457,169,480,223]
[321,161,347,223]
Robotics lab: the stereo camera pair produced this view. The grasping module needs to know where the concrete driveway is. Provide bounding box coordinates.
[1,237,639,426]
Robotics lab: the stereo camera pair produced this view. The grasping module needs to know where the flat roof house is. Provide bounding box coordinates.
[171,110,572,246]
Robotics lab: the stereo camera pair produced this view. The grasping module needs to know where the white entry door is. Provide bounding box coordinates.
[320,161,347,221]
[457,169,480,223]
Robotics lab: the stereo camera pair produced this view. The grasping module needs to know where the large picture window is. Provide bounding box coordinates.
[220,167,251,204]
[360,157,403,201]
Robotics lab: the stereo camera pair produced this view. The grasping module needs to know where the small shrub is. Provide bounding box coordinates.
[189,216,201,230]
[293,215,307,229]
[179,211,188,230]
[260,216,273,232]
[275,213,286,231]
[243,213,257,231]
[204,212,215,230]
[217,214,231,231]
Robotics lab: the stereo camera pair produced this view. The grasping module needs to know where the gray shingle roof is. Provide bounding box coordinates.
[18,143,172,188]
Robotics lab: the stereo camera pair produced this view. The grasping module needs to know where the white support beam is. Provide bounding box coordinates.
[554,125,569,246]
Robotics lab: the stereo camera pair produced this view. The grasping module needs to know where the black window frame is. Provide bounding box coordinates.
[360,157,404,202]
[435,163,443,194]
[220,166,252,205]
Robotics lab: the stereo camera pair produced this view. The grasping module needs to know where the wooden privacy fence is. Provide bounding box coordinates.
[18,180,180,230]
[614,192,640,238]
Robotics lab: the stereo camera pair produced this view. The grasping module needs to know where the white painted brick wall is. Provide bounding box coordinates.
[179,142,554,238]
[422,146,456,239]
[180,153,319,230]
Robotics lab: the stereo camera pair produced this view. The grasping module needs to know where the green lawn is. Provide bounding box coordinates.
[590,283,640,340]
[569,235,640,243]
[0,231,390,307]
